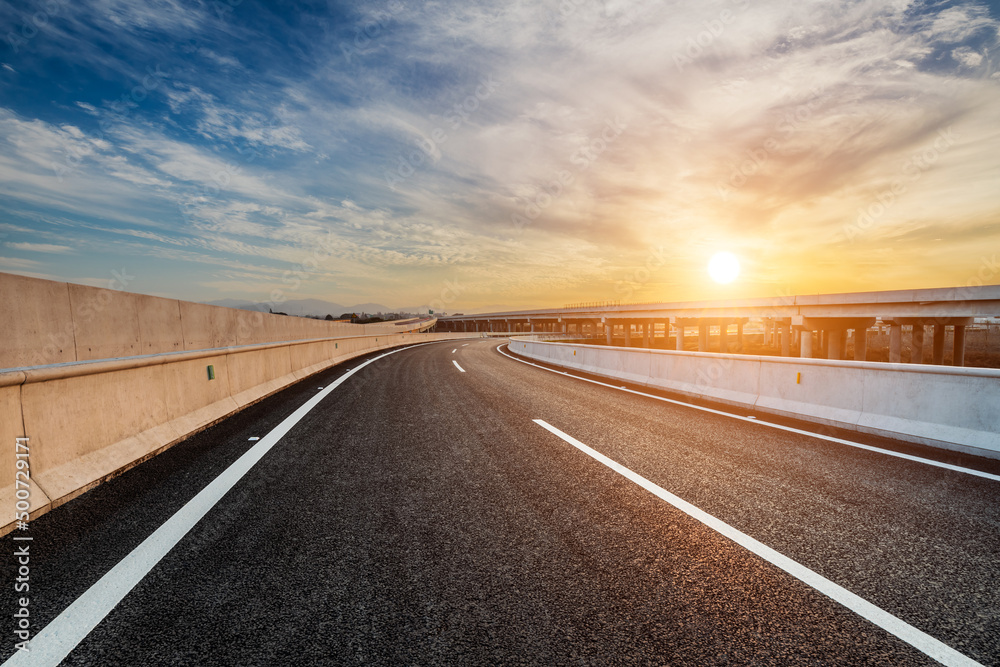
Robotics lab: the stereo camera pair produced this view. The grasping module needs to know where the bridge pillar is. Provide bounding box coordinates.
[779,322,790,357]
[645,320,654,348]
[854,326,868,361]
[623,323,631,347]
[675,324,684,351]
[932,324,946,364]
[827,329,843,360]
[698,323,708,352]
[719,320,729,353]
[889,324,902,362]
[954,325,966,366]
[911,324,925,363]
[800,331,813,358]
[736,321,744,352]
[606,323,613,346]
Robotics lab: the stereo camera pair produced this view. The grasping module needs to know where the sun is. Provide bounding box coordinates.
[708,252,740,284]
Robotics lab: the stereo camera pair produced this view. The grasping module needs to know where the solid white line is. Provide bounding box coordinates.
[496,345,1000,483]
[532,419,982,667]
[3,341,444,667]
[452,360,466,373]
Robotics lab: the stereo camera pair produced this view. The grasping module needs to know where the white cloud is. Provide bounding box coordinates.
[952,46,985,68]
[0,256,41,269]
[6,242,76,254]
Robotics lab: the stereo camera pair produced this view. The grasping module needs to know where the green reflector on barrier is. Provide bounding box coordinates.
[207,365,215,380]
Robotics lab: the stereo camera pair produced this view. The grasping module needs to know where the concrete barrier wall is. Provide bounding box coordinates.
[0,272,433,369]
[1,332,473,535]
[755,361,867,429]
[648,353,761,409]
[0,270,438,535]
[511,338,1000,459]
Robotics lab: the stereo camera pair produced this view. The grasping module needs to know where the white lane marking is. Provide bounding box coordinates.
[4,340,447,667]
[461,344,469,347]
[453,360,466,373]
[496,345,1000,483]
[452,349,457,353]
[533,419,983,667]
[247,437,259,442]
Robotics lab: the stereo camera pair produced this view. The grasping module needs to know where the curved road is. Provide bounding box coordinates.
[3,339,999,665]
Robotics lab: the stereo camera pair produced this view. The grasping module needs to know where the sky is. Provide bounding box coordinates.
[1,0,998,313]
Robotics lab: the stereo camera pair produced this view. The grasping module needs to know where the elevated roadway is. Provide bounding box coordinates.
[435,285,1000,365]
[4,340,998,665]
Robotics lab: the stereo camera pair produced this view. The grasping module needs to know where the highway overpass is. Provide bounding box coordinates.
[434,285,1000,365]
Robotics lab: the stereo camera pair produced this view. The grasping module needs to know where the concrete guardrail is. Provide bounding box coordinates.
[1,331,477,536]
[510,338,1000,460]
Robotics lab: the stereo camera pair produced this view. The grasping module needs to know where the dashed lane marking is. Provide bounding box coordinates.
[496,345,1000,483]
[3,341,449,667]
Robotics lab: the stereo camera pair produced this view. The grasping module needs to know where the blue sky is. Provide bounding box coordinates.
[1,0,999,312]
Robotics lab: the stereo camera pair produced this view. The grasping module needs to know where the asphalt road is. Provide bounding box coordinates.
[3,339,999,666]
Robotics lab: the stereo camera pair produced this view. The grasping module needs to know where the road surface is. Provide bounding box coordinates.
[3,339,999,665]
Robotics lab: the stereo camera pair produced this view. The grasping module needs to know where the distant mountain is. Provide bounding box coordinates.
[205,297,412,318]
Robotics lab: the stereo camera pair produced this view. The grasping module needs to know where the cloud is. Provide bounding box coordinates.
[0,256,41,269]
[0,0,998,308]
[6,242,76,254]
